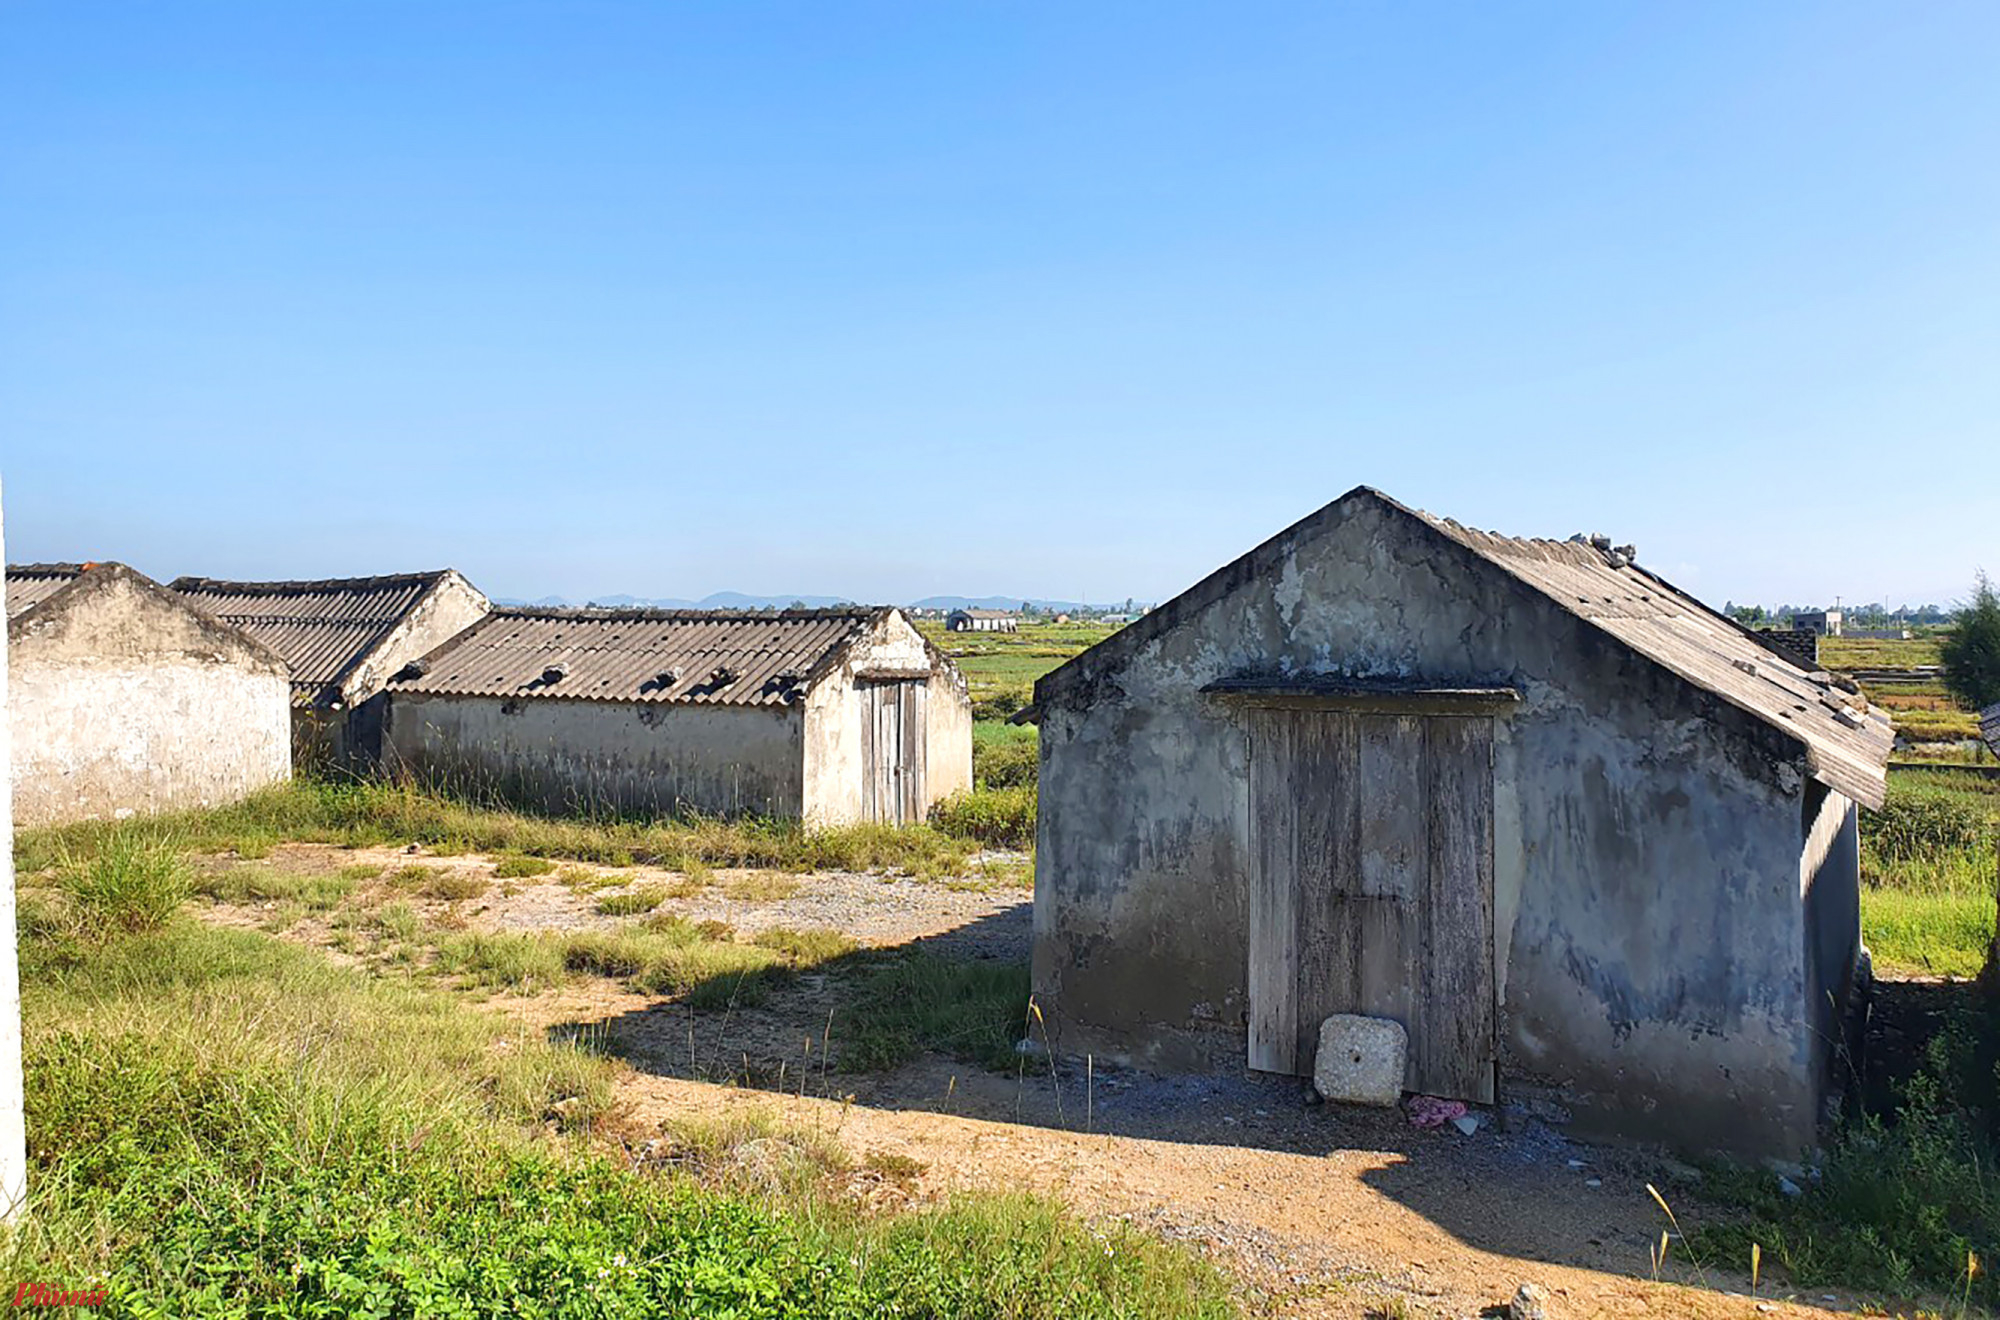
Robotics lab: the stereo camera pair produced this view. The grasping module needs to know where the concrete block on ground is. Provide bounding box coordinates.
[1312,1014,1406,1106]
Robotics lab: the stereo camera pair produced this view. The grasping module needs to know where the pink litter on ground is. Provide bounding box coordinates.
[1405,1095,1467,1129]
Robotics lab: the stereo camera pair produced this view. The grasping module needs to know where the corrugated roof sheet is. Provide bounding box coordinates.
[1416,513,1894,808]
[1034,487,1894,809]
[389,607,885,707]
[5,564,85,620]
[172,571,450,706]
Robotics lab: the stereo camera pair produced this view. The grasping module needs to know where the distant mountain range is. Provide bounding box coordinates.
[490,592,1137,612]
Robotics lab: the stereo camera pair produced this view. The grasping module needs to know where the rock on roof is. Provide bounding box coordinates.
[171,571,461,706]
[388,607,894,707]
[1035,486,1895,809]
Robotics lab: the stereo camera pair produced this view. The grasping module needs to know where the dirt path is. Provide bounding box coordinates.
[200,843,1874,1319]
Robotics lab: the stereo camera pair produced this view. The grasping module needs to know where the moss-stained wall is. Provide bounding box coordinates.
[1035,493,1829,1157]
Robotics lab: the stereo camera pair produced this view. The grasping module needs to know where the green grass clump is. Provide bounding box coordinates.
[752,926,859,964]
[1862,880,1996,978]
[1692,1019,1998,1307]
[493,852,556,878]
[839,955,1032,1072]
[52,831,191,933]
[436,930,569,991]
[195,863,357,911]
[1,920,1229,1316]
[596,884,667,915]
[930,786,1036,849]
[423,870,490,901]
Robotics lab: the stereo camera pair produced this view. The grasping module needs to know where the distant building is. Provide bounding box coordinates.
[173,570,489,770]
[1794,608,1843,636]
[946,608,1019,633]
[6,563,290,826]
[1757,627,1820,669]
[384,606,971,824]
[1027,487,1893,1158]
[1982,703,1999,758]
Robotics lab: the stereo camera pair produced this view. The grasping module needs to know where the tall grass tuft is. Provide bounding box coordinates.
[52,832,191,933]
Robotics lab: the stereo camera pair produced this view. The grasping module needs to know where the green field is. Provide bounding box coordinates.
[1818,633,1947,671]
[919,618,1120,719]
[1861,767,1998,978]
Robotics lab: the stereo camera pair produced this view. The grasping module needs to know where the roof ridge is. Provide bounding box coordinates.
[487,605,885,623]
[170,570,454,594]
[6,562,91,577]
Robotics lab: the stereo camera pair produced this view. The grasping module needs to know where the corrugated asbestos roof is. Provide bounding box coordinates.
[1982,703,2000,757]
[1415,512,1894,808]
[388,607,886,707]
[171,571,451,706]
[5,564,85,620]
[1033,487,1894,809]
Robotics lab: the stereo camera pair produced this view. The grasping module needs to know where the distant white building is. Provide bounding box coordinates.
[946,608,1019,634]
[1793,608,1843,636]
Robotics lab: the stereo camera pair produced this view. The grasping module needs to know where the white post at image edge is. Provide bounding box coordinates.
[0,477,27,1219]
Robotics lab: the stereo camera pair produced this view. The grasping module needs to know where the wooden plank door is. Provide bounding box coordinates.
[861,681,928,824]
[1247,709,1496,1102]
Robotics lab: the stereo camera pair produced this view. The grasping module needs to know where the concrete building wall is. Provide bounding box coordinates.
[802,609,972,824]
[385,692,805,818]
[1036,496,1827,1156]
[1802,785,1862,1106]
[319,572,492,769]
[8,571,291,827]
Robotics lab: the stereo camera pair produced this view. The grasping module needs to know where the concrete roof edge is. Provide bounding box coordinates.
[10,562,289,672]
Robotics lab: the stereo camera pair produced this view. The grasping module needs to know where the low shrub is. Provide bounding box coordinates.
[931,786,1036,849]
[493,852,555,878]
[596,884,667,916]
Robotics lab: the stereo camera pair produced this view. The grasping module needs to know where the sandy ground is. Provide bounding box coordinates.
[202,843,1891,1319]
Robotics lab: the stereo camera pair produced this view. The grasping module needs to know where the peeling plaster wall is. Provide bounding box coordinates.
[9,574,291,827]
[1036,496,1827,1156]
[802,610,972,825]
[385,693,804,818]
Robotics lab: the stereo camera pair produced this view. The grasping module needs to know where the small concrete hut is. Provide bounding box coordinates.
[383,606,971,824]
[1026,487,1894,1158]
[6,563,290,826]
[172,570,490,770]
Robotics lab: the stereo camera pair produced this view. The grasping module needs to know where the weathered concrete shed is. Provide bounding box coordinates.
[1028,487,1894,1158]
[383,606,971,823]
[171,570,490,769]
[6,563,291,826]
[1980,702,1999,758]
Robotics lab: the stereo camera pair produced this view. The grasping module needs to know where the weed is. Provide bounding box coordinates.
[339,862,385,882]
[723,870,801,902]
[436,931,568,991]
[864,1149,929,1182]
[752,926,859,964]
[839,955,1032,1072]
[385,862,433,889]
[375,901,421,942]
[597,885,667,916]
[53,832,191,933]
[493,852,555,879]
[423,870,490,902]
[196,864,356,911]
[930,785,1036,848]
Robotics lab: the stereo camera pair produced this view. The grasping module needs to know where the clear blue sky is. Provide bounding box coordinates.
[3,2,1995,609]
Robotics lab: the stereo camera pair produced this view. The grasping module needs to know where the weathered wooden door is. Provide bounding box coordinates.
[861,680,928,824]
[1247,709,1496,1102]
